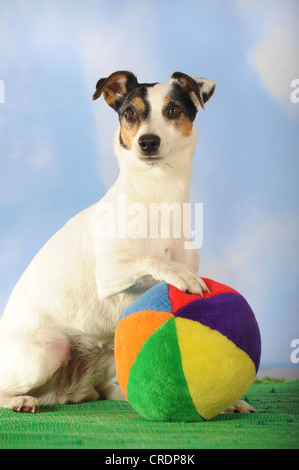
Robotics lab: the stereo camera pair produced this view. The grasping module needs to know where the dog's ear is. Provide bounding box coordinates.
[171,72,216,111]
[92,71,138,110]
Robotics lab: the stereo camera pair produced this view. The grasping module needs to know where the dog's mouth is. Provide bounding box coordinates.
[139,155,164,165]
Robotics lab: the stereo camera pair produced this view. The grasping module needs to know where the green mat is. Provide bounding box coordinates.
[0,381,298,449]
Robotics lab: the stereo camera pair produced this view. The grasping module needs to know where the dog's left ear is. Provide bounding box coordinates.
[171,72,216,111]
[92,71,138,110]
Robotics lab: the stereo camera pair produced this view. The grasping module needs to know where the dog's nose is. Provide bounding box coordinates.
[138,134,161,155]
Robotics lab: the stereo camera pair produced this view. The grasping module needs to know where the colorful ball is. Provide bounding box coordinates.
[114,278,261,422]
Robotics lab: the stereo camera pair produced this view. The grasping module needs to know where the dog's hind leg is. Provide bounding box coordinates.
[0,391,39,413]
[96,382,126,401]
[0,329,70,412]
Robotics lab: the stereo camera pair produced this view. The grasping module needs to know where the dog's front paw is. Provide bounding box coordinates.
[10,395,39,413]
[161,265,209,297]
[222,400,256,414]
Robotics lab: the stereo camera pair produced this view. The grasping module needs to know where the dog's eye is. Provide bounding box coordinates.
[124,107,136,121]
[167,105,181,119]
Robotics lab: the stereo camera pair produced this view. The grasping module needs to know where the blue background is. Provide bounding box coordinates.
[0,0,298,369]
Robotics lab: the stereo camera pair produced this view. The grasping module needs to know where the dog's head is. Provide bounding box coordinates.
[93,71,216,170]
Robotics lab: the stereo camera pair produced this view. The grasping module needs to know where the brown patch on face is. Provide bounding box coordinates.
[120,121,141,150]
[177,114,193,136]
[120,97,147,150]
[163,97,193,137]
[130,97,146,114]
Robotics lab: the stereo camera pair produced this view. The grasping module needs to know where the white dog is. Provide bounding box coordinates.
[0,71,255,414]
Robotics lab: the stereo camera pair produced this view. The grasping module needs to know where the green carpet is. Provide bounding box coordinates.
[0,380,298,449]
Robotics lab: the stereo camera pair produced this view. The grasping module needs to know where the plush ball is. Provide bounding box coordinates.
[114,278,261,422]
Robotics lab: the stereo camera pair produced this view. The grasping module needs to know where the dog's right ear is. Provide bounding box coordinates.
[92,71,138,111]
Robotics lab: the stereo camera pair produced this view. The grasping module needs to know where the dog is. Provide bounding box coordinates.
[0,71,255,414]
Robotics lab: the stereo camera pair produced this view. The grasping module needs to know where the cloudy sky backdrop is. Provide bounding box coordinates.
[0,0,298,369]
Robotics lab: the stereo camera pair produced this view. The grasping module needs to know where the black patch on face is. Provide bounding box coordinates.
[114,82,157,114]
[169,83,198,122]
[118,85,155,119]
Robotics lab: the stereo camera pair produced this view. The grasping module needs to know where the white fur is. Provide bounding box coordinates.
[0,75,253,416]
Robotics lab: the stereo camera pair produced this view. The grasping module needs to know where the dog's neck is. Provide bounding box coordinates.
[119,165,192,205]
[114,137,195,205]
